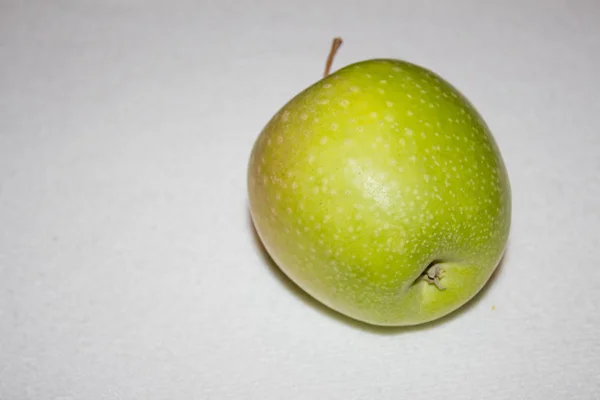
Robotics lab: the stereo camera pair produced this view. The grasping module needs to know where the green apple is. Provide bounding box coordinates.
[247,51,510,326]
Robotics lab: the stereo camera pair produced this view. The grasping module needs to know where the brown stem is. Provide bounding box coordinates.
[323,37,343,77]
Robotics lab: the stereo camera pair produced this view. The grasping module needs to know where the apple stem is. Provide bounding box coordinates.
[323,37,343,77]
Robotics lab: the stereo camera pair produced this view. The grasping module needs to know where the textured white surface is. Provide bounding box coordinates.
[1,0,599,399]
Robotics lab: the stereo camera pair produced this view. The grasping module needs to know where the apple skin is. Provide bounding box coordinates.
[248,59,511,326]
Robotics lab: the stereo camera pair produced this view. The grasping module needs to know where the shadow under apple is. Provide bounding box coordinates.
[247,208,507,335]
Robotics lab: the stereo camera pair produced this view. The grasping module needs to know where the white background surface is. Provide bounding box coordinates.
[1,0,600,398]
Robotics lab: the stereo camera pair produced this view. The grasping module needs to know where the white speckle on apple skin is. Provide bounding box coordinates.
[248,58,511,327]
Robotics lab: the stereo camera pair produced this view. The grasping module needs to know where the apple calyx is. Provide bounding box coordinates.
[422,264,446,291]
